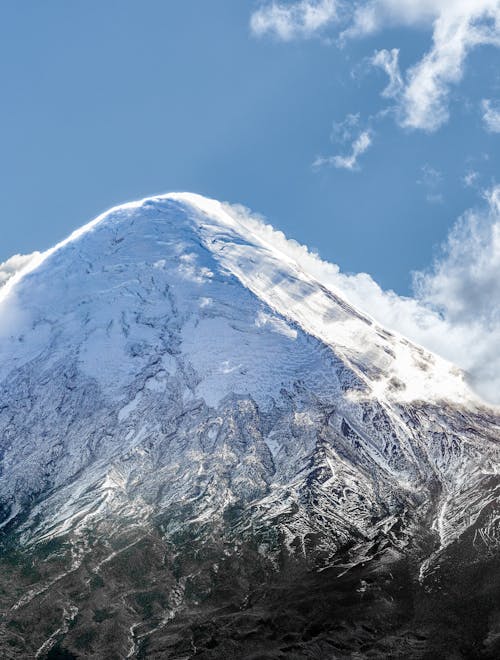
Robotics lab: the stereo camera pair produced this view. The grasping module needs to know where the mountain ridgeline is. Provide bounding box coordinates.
[0,194,500,659]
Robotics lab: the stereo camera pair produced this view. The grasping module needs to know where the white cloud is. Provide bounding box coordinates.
[409,186,500,402]
[0,253,40,288]
[402,6,500,131]
[372,48,403,98]
[250,0,338,40]
[314,130,373,170]
[333,130,373,169]
[347,0,445,38]
[482,98,500,132]
[347,185,500,404]
[226,187,500,404]
[414,187,500,324]
[0,253,40,340]
[252,0,500,132]
[351,1,500,131]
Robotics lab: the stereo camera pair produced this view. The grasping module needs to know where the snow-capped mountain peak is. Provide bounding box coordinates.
[0,192,475,408]
[1,193,499,659]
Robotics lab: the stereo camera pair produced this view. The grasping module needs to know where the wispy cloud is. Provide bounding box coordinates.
[331,130,373,170]
[314,113,373,171]
[250,0,338,41]
[330,112,361,142]
[372,48,403,98]
[252,0,500,132]
[0,253,40,288]
[482,99,500,133]
[351,1,500,131]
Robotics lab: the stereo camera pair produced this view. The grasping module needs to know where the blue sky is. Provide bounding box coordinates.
[2,0,499,296]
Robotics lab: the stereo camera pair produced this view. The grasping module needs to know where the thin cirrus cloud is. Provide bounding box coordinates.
[251,0,500,133]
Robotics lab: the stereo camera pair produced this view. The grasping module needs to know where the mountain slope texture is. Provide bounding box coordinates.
[1,193,500,659]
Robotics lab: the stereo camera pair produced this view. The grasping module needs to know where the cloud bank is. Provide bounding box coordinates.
[252,0,500,132]
[226,186,500,404]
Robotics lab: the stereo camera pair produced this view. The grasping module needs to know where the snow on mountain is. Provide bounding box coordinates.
[0,192,495,541]
[0,193,475,403]
[0,193,500,658]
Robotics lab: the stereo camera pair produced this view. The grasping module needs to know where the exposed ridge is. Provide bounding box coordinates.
[0,192,478,408]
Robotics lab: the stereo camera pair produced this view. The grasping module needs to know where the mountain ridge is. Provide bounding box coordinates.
[0,192,480,406]
[0,193,499,658]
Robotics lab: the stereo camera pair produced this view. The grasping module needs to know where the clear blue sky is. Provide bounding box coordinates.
[1,0,499,294]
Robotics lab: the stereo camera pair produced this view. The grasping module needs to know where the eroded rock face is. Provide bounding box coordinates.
[0,194,499,658]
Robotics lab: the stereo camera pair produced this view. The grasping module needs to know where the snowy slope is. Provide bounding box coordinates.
[0,193,474,403]
[0,192,496,540]
[0,193,500,658]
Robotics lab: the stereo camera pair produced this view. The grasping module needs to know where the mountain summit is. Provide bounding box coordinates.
[1,194,500,659]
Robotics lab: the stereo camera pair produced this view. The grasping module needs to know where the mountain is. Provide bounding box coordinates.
[0,193,500,659]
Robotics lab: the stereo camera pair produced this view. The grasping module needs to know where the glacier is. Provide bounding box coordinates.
[0,193,500,658]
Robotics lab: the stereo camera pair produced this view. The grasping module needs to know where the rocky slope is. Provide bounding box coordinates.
[0,193,499,659]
